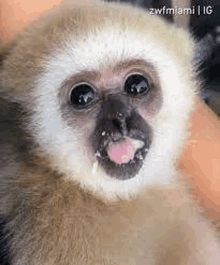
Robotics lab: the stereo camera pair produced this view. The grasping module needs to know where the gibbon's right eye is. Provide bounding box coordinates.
[70,84,95,107]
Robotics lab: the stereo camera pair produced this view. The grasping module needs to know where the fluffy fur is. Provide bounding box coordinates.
[0,1,219,264]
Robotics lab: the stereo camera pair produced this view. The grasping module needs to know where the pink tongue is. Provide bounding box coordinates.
[107,138,135,165]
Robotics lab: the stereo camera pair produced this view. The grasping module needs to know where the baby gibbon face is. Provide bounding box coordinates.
[0,1,197,200]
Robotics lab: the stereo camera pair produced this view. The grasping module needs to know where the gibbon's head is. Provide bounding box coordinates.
[0,1,198,200]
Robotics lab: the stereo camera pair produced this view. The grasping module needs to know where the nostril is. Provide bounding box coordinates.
[112,118,122,132]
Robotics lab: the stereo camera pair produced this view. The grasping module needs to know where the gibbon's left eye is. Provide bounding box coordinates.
[70,84,95,107]
[124,74,149,96]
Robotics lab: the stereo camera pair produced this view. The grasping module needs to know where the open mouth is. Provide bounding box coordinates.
[95,136,150,180]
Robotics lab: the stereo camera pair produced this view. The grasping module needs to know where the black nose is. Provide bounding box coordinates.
[101,96,132,136]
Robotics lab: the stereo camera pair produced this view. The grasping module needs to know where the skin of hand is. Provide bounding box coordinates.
[1,0,220,224]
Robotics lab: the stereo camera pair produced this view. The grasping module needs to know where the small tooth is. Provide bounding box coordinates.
[144,148,149,152]
[136,152,143,160]
[132,139,145,150]
[101,131,106,136]
[95,151,102,158]
[92,161,98,175]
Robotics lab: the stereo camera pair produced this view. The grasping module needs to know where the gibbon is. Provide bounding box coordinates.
[0,1,219,264]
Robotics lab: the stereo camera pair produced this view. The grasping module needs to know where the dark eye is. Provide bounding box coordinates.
[124,74,149,96]
[70,84,95,107]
